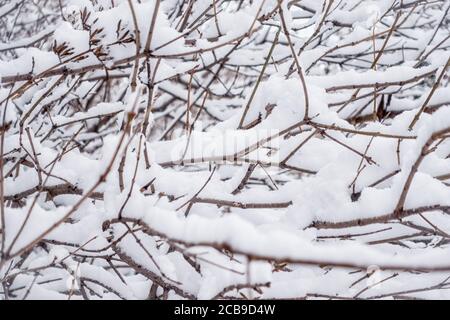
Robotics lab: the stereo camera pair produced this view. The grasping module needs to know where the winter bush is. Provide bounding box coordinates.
[0,0,450,299]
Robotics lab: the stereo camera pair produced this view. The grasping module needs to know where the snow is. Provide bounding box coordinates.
[1,0,450,301]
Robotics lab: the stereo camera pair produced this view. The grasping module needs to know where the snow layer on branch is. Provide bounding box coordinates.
[2,0,450,300]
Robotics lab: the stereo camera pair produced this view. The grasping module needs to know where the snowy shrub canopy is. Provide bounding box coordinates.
[1,0,450,300]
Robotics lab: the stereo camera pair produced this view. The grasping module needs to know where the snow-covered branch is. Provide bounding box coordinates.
[1,0,450,300]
